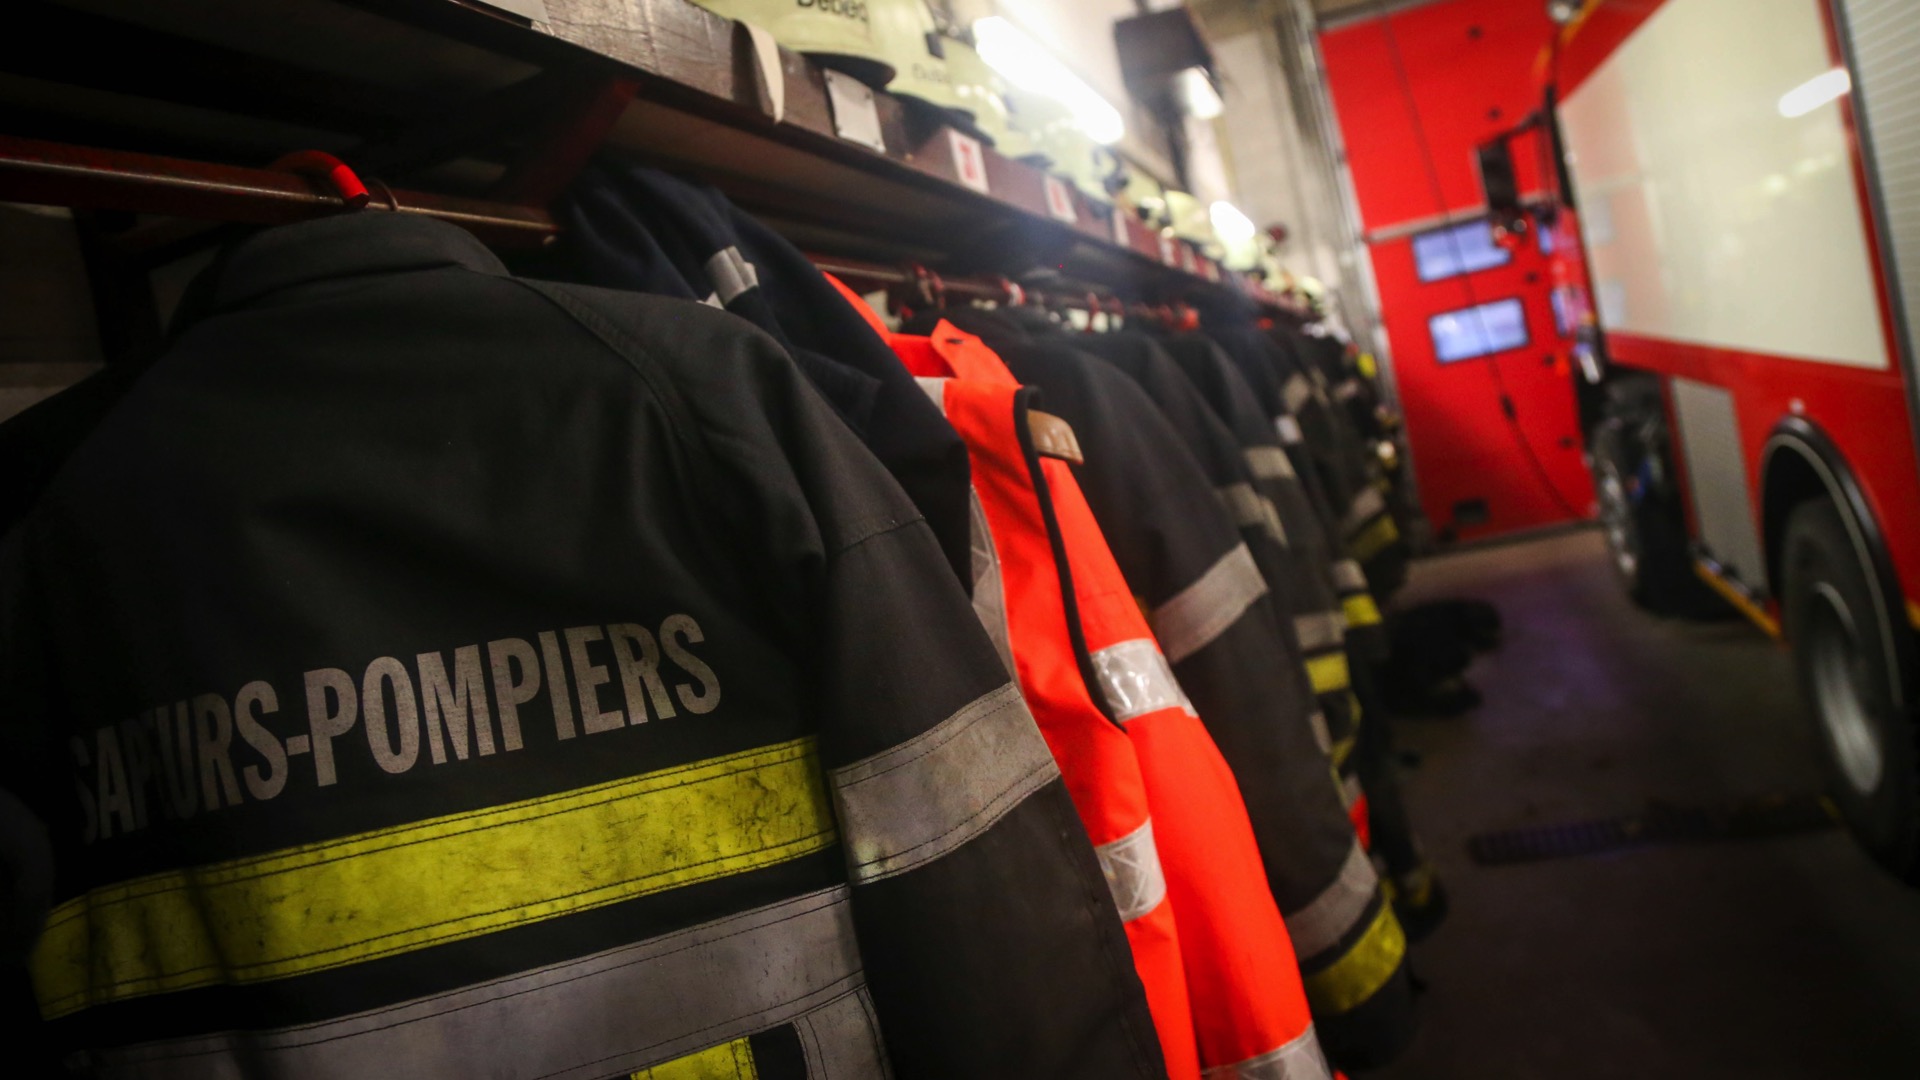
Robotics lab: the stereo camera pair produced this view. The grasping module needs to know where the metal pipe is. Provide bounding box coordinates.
[0,135,557,248]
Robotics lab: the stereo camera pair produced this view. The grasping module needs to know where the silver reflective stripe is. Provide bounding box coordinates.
[832,682,1060,883]
[1245,445,1297,480]
[1308,710,1332,755]
[706,245,760,304]
[967,489,1016,678]
[1285,841,1379,960]
[90,888,864,1080]
[1217,483,1288,546]
[1335,378,1363,402]
[1091,638,1197,723]
[1095,819,1169,923]
[1151,544,1270,664]
[1342,772,1365,808]
[1332,559,1367,592]
[794,986,893,1079]
[1276,415,1305,446]
[1283,374,1315,415]
[916,376,948,411]
[1293,611,1345,653]
[1342,487,1387,535]
[1202,1025,1333,1080]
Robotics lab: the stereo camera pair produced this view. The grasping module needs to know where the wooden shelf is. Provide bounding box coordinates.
[8,0,1299,314]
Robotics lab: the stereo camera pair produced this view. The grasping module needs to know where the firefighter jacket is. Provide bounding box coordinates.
[535,160,975,588]
[1149,332,1371,833]
[1077,332,1363,799]
[921,311,1415,1069]
[1266,326,1409,602]
[1206,327,1389,660]
[886,314,1332,1080]
[0,214,1169,1080]
[1231,332,1432,936]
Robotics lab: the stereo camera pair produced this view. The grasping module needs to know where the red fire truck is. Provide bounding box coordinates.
[1490,0,1920,879]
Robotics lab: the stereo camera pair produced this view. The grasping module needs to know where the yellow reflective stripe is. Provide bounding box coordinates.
[1341,592,1382,629]
[1348,515,1400,561]
[1330,735,1356,769]
[1306,651,1351,695]
[33,739,835,1018]
[1304,903,1407,1014]
[634,1038,759,1080]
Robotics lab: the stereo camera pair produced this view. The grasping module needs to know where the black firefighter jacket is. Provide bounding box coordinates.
[0,214,1166,1080]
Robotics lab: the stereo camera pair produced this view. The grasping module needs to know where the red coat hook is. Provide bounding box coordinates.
[270,150,370,210]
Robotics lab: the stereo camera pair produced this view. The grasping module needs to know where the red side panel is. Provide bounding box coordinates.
[1321,0,1557,232]
[1608,334,1920,602]
[1321,0,1593,541]
[1368,232,1593,538]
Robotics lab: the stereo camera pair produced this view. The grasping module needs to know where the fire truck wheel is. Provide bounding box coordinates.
[1591,420,1708,615]
[1782,498,1920,881]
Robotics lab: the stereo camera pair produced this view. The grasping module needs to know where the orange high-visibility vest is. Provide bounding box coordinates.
[836,288,1197,1078]
[877,308,1330,1080]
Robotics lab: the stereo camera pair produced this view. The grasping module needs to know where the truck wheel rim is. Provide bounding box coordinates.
[1597,461,1638,579]
[1808,581,1885,795]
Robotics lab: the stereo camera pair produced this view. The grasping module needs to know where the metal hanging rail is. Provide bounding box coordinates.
[0,135,558,249]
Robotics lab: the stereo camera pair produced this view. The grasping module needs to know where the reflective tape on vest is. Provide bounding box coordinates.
[1332,559,1367,593]
[1284,841,1379,961]
[915,376,947,410]
[832,682,1060,884]
[967,488,1016,678]
[1341,487,1387,537]
[1201,1025,1333,1080]
[1217,484,1288,547]
[637,1038,759,1079]
[1244,446,1296,481]
[1150,544,1270,664]
[1349,515,1400,562]
[1094,819,1170,924]
[1306,651,1351,696]
[35,740,840,1019]
[1341,771,1364,809]
[1283,375,1314,416]
[705,246,760,305]
[1090,639,1198,723]
[1304,903,1407,1015]
[1341,591,1382,629]
[1275,415,1305,446]
[1292,611,1345,653]
[83,887,869,1080]
[1308,711,1332,755]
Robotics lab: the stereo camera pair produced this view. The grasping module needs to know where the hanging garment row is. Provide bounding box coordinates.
[0,156,1438,1080]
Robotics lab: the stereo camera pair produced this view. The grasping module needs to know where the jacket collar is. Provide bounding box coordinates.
[196,213,508,315]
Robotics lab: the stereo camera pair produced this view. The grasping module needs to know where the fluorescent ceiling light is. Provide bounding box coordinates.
[1779,68,1850,118]
[1210,201,1255,244]
[974,16,1125,144]
[1180,68,1223,120]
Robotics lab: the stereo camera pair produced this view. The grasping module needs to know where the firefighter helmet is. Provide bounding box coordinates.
[693,0,895,86]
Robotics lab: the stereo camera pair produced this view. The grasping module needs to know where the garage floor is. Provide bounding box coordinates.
[1371,529,1920,1079]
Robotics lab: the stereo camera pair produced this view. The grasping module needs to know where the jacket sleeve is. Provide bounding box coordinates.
[544,286,1168,1080]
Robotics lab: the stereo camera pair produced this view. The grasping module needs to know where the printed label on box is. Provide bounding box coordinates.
[1043,176,1077,222]
[949,130,989,193]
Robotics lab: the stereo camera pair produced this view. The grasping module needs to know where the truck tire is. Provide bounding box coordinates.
[1591,420,1718,616]
[1782,498,1920,881]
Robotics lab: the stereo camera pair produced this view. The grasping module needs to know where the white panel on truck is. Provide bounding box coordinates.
[1672,377,1767,588]
[1561,0,1888,370]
